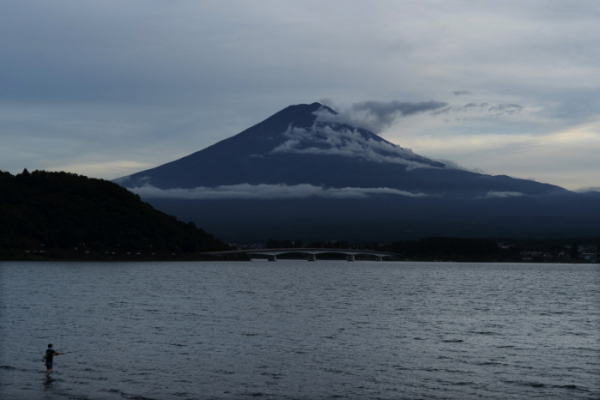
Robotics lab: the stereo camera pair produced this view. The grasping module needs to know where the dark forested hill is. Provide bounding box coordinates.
[0,169,229,257]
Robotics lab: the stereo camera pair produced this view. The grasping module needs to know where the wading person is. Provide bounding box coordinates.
[44,344,63,378]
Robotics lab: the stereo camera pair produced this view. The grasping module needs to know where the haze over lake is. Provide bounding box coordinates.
[1,261,598,399]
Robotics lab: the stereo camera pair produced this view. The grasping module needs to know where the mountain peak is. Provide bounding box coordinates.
[258,102,443,168]
[258,102,334,131]
[116,102,565,199]
[111,102,588,242]
[116,102,447,189]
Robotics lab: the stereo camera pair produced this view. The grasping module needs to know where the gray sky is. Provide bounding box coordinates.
[1,0,599,190]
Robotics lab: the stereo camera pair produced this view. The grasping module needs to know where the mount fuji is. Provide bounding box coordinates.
[116,103,598,242]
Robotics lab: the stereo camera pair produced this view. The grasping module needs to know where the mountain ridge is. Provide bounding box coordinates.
[116,102,565,197]
[113,102,597,242]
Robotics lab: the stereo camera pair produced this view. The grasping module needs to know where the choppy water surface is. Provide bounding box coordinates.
[1,261,598,400]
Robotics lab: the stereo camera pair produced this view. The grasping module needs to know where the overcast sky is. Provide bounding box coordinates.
[2,0,599,190]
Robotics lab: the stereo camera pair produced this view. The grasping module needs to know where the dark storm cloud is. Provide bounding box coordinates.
[489,104,524,116]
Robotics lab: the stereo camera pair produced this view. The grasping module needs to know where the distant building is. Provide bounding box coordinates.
[581,253,597,262]
[520,251,553,261]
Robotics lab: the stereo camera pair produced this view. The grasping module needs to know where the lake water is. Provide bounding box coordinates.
[1,261,598,400]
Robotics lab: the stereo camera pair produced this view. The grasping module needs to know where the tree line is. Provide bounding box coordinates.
[0,169,230,259]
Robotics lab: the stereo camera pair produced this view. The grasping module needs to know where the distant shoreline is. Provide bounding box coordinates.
[1,254,596,264]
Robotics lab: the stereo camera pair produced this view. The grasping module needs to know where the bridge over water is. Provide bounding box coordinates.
[207,248,399,262]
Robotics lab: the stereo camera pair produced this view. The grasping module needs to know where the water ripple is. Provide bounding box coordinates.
[0,261,598,400]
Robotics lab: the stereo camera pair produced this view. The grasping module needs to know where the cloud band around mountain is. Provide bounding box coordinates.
[270,124,436,169]
[315,100,448,133]
[128,183,430,200]
[482,191,525,198]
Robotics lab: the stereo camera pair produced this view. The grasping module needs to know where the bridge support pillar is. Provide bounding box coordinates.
[307,254,316,262]
[375,256,383,262]
[268,255,277,262]
[347,254,355,262]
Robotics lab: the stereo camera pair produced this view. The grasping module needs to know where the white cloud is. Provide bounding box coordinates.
[48,161,154,180]
[128,183,429,200]
[270,124,440,169]
[577,186,600,193]
[434,159,485,174]
[482,191,524,198]
[113,175,152,186]
[314,100,447,133]
[394,120,600,190]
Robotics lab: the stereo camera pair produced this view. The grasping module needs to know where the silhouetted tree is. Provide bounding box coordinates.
[570,241,579,260]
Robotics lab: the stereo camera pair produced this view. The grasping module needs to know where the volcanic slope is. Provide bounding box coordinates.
[117,103,565,196]
[116,103,598,242]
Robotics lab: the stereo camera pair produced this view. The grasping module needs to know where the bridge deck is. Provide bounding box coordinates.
[207,248,399,258]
